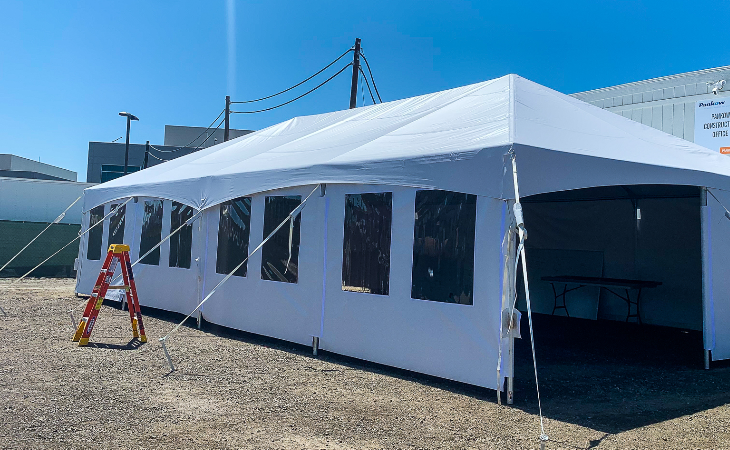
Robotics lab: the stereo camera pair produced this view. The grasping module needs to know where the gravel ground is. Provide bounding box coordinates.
[1,278,730,449]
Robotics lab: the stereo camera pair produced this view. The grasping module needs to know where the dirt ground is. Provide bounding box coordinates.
[1,278,730,449]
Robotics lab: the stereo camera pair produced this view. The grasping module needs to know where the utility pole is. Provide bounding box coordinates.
[224,95,231,141]
[349,38,361,109]
[143,141,150,169]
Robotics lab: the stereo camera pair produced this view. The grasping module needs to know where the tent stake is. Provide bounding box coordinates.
[68,309,76,329]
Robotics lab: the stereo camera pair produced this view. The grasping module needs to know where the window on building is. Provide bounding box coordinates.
[342,192,392,295]
[261,196,301,283]
[87,205,105,260]
[169,202,194,269]
[216,197,252,277]
[107,203,126,246]
[411,190,476,305]
[139,200,163,265]
[100,164,141,183]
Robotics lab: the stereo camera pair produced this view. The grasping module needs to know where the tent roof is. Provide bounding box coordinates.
[85,74,730,210]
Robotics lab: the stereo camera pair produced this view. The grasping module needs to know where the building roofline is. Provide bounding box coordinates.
[0,153,74,172]
[573,65,730,96]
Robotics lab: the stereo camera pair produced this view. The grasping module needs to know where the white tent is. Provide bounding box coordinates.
[75,74,730,391]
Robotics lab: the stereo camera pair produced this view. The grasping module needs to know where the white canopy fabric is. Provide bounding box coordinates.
[84,74,730,211]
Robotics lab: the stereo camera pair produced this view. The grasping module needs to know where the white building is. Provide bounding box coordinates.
[0,157,93,276]
[572,66,730,151]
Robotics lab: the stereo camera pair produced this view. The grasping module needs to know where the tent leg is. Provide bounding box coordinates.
[700,187,713,370]
[197,310,202,329]
[507,331,515,404]
[507,376,514,404]
[312,336,319,356]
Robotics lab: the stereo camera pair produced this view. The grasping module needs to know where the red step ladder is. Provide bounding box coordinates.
[72,244,147,346]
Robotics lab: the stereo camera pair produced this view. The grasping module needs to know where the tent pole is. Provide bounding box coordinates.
[507,336,514,404]
[506,224,516,405]
[700,187,711,370]
[196,213,204,330]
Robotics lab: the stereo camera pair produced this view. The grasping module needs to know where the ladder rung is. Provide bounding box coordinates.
[108,285,130,290]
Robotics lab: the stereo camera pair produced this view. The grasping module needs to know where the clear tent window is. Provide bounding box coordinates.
[139,200,163,265]
[342,192,392,295]
[107,203,126,247]
[411,190,476,305]
[86,205,105,261]
[169,202,194,269]
[216,197,252,277]
[261,195,301,284]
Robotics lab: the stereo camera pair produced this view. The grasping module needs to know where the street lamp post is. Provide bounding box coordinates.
[118,112,139,175]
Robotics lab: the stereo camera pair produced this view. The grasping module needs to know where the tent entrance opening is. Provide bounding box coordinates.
[517,185,702,342]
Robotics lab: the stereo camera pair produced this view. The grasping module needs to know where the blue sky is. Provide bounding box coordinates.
[1,1,728,181]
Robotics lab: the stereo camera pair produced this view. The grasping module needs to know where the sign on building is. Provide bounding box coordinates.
[695,100,730,154]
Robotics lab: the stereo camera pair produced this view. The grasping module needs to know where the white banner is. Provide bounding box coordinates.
[695,99,730,154]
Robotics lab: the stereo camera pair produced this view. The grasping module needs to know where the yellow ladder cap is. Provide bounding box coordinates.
[108,244,130,253]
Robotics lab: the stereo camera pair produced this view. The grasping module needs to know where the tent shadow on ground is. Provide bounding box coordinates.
[125,300,498,400]
[513,313,730,434]
[121,300,730,435]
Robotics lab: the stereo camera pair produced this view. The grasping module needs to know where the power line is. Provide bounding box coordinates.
[146,116,225,164]
[148,144,179,154]
[358,50,382,103]
[148,111,226,157]
[195,117,225,147]
[147,151,167,161]
[152,109,225,154]
[185,109,225,147]
[358,66,377,104]
[230,48,353,105]
[231,63,352,114]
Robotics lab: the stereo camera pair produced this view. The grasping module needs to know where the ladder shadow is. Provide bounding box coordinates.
[85,338,144,351]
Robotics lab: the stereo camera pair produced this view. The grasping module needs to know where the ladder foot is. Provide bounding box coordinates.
[78,337,89,346]
[72,321,85,342]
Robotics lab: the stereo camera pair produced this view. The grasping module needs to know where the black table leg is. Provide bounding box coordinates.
[625,288,642,324]
[551,283,570,317]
